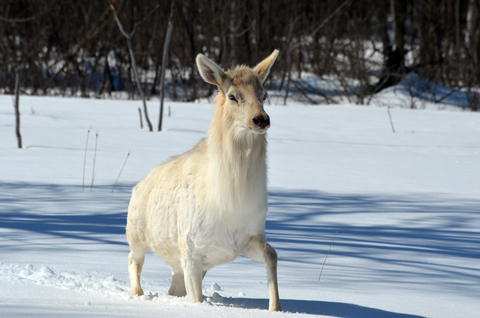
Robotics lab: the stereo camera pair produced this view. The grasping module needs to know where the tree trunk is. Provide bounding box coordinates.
[390,0,406,73]
[372,0,405,93]
[150,60,160,97]
[158,0,175,132]
[454,0,463,83]
[229,0,242,66]
[466,0,479,84]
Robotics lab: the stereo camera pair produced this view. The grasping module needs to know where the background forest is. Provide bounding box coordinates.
[1,0,479,109]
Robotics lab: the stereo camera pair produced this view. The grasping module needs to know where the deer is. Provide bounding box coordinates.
[125,50,281,312]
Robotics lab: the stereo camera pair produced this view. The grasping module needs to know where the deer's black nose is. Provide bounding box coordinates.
[253,115,270,129]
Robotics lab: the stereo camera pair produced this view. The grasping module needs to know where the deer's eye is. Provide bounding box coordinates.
[263,93,268,101]
[228,94,237,102]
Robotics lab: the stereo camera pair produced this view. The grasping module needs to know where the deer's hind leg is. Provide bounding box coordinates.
[168,269,207,297]
[127,230,148,297]
[168,270,187,297]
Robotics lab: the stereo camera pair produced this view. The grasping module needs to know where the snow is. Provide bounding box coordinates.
[1,94,479,317]
[372,73,475,111]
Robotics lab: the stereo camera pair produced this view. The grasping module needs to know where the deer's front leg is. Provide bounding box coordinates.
[243,236,281,312]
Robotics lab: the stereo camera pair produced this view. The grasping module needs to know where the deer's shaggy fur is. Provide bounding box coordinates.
[126,50,281,311]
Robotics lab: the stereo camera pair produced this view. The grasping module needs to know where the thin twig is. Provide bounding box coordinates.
[289,0,352,52]
[387,106,395,133]
[138,107,143,129]
[90,131,99,192]
[82,128,91,192]
[108,1,159,39]
[13,71,22,149]
[131,4,159,35]
[318,226,340,282]
[0,15,37,23]
[112,151,130,193]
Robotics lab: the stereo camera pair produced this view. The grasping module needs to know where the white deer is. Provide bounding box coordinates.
[126,50,281,312]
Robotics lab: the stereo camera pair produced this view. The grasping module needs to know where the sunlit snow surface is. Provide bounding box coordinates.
[0,95,479,318]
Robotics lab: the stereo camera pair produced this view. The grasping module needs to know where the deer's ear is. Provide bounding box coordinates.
[253,49,279,84]
[196,54,232,92]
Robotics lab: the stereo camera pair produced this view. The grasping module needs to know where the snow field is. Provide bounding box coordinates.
[0,94,479,317]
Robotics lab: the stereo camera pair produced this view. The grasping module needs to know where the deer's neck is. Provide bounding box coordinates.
[208,106,267,170]
[206,107,267,212]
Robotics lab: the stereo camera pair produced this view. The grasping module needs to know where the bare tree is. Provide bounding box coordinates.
[109,0,157,131]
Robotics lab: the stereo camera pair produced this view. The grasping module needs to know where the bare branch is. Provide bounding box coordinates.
[109,1,130,38]
[131,4,160,35]
[0,15,37,23]
[290,0,352,52]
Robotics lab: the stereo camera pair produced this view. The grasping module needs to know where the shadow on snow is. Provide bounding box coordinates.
[1,182,478,263]
[0,182,479,315]
[0,181,133,247]
[209,293,425,318]
[266,189,480,294]
[267,189,480,261]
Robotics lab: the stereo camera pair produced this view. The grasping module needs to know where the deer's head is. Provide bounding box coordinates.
[197,50,279,135]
